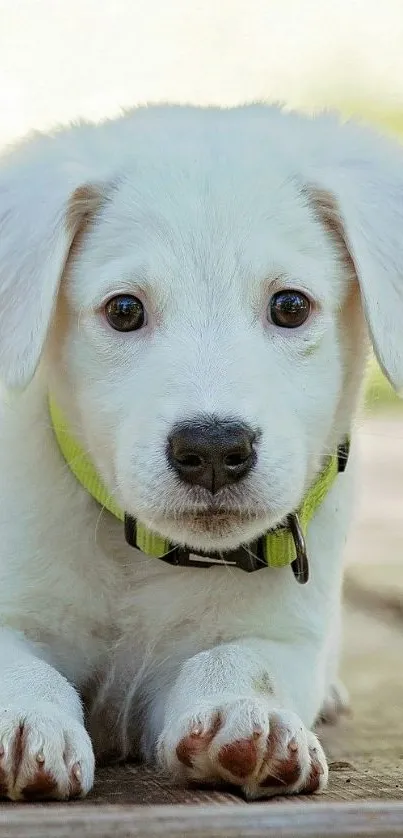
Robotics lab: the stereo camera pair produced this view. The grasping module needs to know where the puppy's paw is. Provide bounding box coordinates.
[157,698,328,799]
[0,702,95,800]
[317,680,351,725]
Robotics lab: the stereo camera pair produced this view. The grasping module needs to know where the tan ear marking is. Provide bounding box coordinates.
[66,183,105,235]
[306,186,356,279]
[66,184,105,259]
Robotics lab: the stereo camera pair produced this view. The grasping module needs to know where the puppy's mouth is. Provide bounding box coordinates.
[166,507,263,535]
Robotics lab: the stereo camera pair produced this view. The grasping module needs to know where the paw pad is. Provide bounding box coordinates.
[22,767,58,801]
[301,747,325,793]
[262,738,302,788]
[176,714,222,768]
[218,737,258,779]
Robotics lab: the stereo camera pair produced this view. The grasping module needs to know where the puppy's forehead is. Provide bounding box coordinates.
[75,148,339,307]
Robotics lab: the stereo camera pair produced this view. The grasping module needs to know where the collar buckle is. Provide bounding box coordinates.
[161,543,267,573]
[124,516,267,572]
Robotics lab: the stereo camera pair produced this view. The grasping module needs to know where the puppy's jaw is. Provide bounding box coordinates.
[133,509,277,553]
[158,507,267,543]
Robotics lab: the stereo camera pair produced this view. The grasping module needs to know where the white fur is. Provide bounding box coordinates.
[0,104,402,800]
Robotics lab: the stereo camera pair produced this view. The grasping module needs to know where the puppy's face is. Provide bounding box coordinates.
[1,106,401,552]
[54,163,354,551]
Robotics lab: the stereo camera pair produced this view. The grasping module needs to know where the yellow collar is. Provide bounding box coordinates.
[49,397,348,584]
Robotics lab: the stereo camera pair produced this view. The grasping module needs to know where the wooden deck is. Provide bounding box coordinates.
[2,415,403,836]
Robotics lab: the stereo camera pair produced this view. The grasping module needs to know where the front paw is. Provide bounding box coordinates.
[0,702,95,801]
[157,698,328,799]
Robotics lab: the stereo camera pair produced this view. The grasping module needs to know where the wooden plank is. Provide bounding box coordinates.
[87,763,243,806]
[1,801,403,838]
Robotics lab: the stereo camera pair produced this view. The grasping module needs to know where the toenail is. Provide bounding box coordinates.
[72,763,82,781]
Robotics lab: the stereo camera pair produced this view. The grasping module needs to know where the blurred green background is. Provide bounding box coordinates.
[365,359,400,412]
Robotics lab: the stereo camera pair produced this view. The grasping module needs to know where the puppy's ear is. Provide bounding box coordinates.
[0,139,104,389]
[307,137,403,393]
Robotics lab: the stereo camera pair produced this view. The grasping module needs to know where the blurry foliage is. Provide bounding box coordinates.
[364,359,401,412]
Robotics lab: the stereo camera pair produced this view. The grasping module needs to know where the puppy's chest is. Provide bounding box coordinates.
[114,553,308,653]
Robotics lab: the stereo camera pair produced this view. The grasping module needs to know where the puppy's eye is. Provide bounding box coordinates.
[268,290,311,329]
[104,295,146,332]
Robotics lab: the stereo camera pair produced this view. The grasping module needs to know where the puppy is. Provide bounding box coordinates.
[0,104,401,801]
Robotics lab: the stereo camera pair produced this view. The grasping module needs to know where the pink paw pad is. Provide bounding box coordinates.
[217,737,259,779]
[301,747,325,794]
[176,716,221,768]
[262,737,302,788]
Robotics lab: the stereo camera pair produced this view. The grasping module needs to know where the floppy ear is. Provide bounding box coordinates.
[0,137,104,389]
[306,139,403,394]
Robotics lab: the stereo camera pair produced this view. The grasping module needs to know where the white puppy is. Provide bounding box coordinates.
[0,105,401,801]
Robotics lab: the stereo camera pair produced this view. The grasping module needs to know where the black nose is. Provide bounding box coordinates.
[167,418,257,493]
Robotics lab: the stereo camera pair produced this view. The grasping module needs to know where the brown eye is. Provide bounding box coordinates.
[104,295,146,332]
[269,290,311,329]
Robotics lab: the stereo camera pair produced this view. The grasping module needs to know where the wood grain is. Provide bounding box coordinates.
[1,801,403,838]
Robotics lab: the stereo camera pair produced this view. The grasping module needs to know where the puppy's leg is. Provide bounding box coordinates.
[155,639,327,799]
[0,629,94,801]
[317,607,350,724]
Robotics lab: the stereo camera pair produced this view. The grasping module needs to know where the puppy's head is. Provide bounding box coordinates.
[0,106,402,551]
